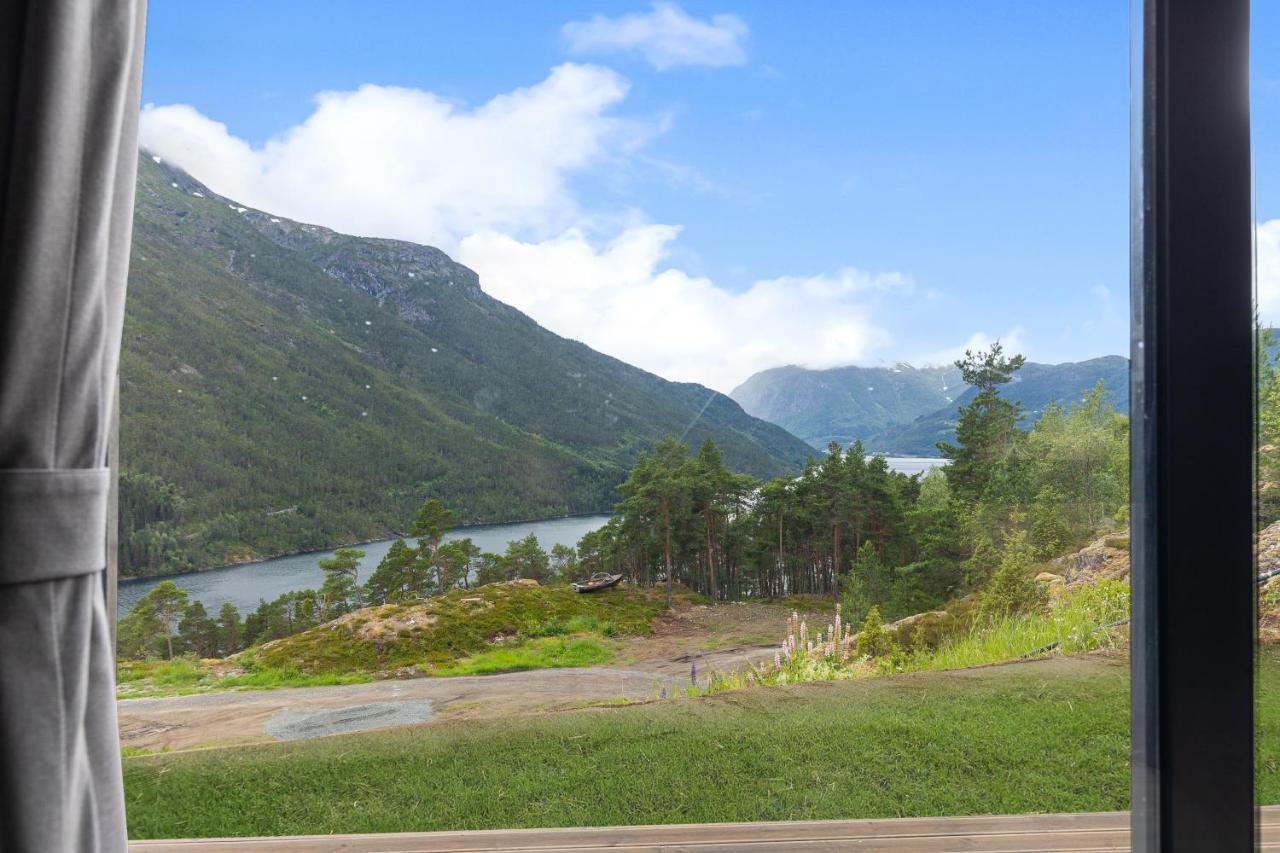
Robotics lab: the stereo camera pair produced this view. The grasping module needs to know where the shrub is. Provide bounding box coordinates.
[854,606,895,658]
[978,529,1047,621]
[1103,536,1130,551]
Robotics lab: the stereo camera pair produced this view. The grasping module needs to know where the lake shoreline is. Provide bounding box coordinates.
[118,510,615,587]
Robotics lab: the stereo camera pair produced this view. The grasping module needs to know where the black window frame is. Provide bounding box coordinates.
[1131,0,1256,848]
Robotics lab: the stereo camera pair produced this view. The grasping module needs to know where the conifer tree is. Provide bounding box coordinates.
[938,342,1026,504]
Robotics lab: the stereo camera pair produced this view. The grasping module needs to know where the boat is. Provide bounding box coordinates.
[571,572,623,593]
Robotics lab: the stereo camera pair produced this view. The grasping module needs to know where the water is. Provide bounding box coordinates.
[880,456,947,476]
[117,459,945,618]
[117,514,612,618]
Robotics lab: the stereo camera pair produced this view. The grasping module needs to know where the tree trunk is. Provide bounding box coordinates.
[663,503,674,609]
[706,520,717,600]
[832,522,842,601]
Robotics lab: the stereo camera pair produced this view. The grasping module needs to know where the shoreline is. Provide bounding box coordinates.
[118,511,614,587]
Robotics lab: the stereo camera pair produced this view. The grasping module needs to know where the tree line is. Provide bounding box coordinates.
[119,343,1130,660]
[117,500,583,660]
[578,343,1128,624]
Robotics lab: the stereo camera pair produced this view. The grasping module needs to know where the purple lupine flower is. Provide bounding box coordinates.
[690,659,698,686]
[660,686,668,700]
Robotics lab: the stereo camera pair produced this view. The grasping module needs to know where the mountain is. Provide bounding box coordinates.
[729,363,963,448]
[731,356,1130,456]
[120,154,814,578]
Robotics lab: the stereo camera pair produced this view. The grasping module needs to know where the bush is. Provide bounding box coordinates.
[978,529,1047,621]
[854,606,895,658]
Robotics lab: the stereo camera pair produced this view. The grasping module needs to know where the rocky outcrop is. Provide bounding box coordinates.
[1050,533,1131,586]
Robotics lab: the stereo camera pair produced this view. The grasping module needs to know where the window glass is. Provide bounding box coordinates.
[118,2,1139,840]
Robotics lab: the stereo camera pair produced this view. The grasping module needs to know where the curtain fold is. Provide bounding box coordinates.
[0,1,146,850]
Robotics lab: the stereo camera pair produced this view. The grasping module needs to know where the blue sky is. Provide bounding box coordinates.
[138,2,1278,392]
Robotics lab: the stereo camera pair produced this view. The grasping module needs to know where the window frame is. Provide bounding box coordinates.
[1130,0,1256,848]
[107,0,1261,846]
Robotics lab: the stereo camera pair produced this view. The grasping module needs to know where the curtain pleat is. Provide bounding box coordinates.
[0,1,146,850]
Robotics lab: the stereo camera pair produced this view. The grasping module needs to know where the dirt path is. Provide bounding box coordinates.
[117,644,777,751]
[117,602,806,752]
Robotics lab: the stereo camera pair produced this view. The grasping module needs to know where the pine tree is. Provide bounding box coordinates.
[318,548,363,617]
[619,438,693,608]
[938,342,1026,504]
[549,543,578,584]
[144,581,189,659]
[177,601,217,658]
[216,602,242,656]
[364,538,414,604]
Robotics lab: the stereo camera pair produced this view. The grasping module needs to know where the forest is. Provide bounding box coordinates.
[118,344,1134,661]
[579,342,1129,623]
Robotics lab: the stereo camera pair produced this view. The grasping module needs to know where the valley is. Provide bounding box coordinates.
[121,155,813,580]
[731,356,1129,455]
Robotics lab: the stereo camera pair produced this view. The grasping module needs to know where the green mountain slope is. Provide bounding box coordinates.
[731,357,1129,455]
[861,356,1131,455]
[729,363,962,447]
[120,155,814,577]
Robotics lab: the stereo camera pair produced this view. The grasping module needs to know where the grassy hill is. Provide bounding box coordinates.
[732,357,1129,455]
[250,581,664,676]
[120,155,814,577]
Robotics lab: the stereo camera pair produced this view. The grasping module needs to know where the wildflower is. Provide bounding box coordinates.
[660,686,668,700]
[690,659,698,686]
[774,652,782,668]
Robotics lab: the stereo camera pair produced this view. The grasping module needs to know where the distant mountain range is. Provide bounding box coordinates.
[730,356,1129,456]
[121,155,813,576]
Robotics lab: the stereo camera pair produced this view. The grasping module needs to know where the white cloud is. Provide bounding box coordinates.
[563,3,748,70]
[139,63,916,391]
[916,329,1027,369]
[1260,220,1280,325]
[139,64,634,250]
[459,226,908,392]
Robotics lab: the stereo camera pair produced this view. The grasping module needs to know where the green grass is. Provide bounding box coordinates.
[120,649,1280,838]
[122,654,1123,838]
[431,636,613,676]
[115,657,372,699]
[909,581,1129,673]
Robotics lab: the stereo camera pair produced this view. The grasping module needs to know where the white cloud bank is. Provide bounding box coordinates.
[1260,220,1280,324]
[563,3,748,70]
[140,64,634,249]
[139,62,922,392]
[460,226,908,392]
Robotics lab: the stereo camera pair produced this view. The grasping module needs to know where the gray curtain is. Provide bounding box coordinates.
[0,1,146,851]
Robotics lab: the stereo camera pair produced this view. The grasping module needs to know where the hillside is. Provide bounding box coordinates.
[862,356,1130,455]
[120,155,815,577]
[729,363,962,448]
[732,356,1129,455]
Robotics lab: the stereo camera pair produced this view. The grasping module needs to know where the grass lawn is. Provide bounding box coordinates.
[121,648,1280,839]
